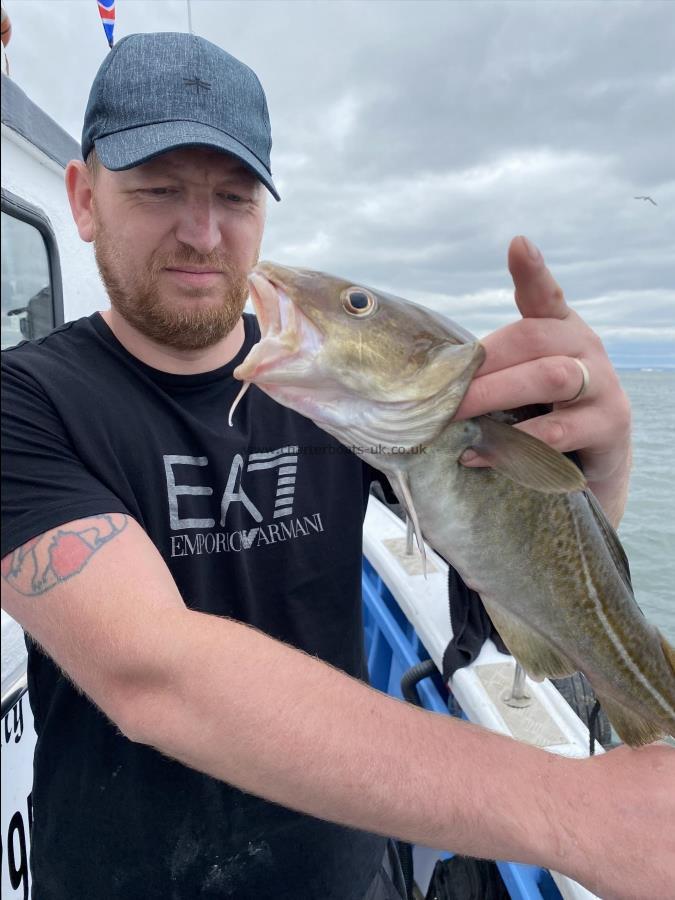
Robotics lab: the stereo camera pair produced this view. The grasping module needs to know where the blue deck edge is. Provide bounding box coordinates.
[361,558,561,900]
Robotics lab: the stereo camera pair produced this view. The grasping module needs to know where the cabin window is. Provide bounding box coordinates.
[1,211,54,349]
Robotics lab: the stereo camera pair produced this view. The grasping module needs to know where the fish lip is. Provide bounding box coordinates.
[250,262,284,298]
[236,270,311,383]
[246,271,299,342]
[247,271,280,339]
[252,261,294,288]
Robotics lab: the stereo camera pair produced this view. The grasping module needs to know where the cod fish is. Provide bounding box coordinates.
[231,262,675,747]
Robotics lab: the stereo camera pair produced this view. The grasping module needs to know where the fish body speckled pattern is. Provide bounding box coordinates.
[232,262,675,747]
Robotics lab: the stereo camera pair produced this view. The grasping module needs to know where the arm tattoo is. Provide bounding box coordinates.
[1,514,128,596]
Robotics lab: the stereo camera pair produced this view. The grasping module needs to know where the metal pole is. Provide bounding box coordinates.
[503,662,532,708]
[186,0,194,35]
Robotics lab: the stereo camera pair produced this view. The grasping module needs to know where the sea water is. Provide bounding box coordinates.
[617,371,675,644]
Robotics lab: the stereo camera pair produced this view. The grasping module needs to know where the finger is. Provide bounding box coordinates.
[459,409,595,471]
[453,355,591,421]
[521,411,619,471]
[515,411,631,483]
[512,412,579,454]
[509,236,571,320]
[476,314,586,377]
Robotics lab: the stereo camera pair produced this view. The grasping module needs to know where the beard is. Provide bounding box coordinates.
[92,214,255,351]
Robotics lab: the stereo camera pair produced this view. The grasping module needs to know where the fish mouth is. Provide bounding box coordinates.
[234,269,320,383]
[248,269,294,345]
[233,263,324,398]
[229,266,329,425]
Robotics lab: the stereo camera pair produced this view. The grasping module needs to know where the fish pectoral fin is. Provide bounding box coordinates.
[473,416,586,494]
[393,471,428,578]
[481,598,578,681]
[593,691,666,747]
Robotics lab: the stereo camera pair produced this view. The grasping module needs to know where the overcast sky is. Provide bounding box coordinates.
[4,0,674,367]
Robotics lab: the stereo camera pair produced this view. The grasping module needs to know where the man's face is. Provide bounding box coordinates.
[89,147,267,351]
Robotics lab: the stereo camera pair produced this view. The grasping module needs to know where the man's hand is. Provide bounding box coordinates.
[454,235,632,526]
[555,743,675,899]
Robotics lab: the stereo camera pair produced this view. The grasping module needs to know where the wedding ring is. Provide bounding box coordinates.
[565,359,590,403]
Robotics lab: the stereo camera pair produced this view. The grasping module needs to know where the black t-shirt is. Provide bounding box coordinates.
[1,312,387,899]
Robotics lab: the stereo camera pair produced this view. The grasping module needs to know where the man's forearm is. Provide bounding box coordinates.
[125,608,567,870]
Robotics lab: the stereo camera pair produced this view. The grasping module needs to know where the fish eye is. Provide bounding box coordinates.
[341,288,377,317]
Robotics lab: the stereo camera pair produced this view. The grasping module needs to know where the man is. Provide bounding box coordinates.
[1,32,672,900]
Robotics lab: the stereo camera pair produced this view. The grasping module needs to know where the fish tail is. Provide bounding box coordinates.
[596,692,668,748]
[595,633,675,748]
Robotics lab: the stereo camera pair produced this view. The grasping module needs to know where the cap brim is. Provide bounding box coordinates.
[94,120,280,201]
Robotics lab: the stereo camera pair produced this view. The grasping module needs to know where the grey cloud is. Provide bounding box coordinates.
[5,0,675,366]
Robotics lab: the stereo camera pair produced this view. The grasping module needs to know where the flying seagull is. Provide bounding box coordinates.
[634,196,657,206]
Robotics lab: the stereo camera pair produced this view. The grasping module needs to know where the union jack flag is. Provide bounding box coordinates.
[97,0,115,48]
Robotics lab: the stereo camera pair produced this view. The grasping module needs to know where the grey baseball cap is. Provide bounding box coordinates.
[81,32,280,200]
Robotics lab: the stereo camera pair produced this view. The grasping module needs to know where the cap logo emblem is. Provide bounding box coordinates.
[183,76,212,95]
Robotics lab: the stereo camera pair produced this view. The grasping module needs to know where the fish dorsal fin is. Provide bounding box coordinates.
[583,488,634,596]
[473,416,586,494]
[481,598,578,681]
[393,471,428,579]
